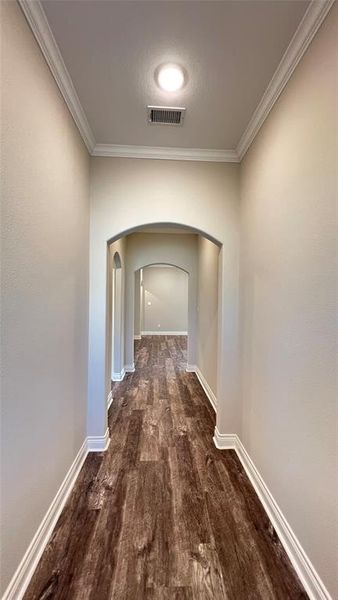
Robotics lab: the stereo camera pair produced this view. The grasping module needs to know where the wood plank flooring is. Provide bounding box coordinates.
[24,336,307,599]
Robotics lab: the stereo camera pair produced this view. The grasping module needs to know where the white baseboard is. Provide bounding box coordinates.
[213,427,332,600]
[107,390,113,410]
[134,334,141,340]
[194,367,217,412]
[186,365,217,412]
[141,331,188,336]
[113,363,136,380]
[112,367,125,382]
[87,427,110,452]
[213,428,237,449]
[2,438,88,600]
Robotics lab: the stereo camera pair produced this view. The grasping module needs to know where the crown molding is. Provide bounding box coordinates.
[18,0,96,153]
[236,0,335,160]
[92,144,240,162]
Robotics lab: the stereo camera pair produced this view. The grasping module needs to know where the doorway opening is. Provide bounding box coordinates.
[106,224,221,421]
[138,264,188,337]
[111,251,123,381]
[134,264,189,365]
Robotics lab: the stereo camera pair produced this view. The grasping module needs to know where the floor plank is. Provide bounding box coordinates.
[24,335,307,599]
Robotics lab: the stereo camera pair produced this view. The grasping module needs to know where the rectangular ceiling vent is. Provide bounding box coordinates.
[147,106,186,126]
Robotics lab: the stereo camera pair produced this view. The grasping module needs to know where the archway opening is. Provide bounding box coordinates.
[107,222,222,248]
[106,223,222,421]
[111,251,123,381]
[139,264,188,336]
[134,263,189,365]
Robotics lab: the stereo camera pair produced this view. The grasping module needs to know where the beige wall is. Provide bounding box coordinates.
[142,266,188,333]
[239,4,338,596]
[0,2,90,594]
[197,236,220,396]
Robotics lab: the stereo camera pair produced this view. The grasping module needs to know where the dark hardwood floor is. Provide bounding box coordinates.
[24,336,307,599]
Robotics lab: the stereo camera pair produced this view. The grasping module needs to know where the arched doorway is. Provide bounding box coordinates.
[139,264,188,335]
[121,230,202,373]
[111,251,123,380]
[88,220,239,451]
[108,226,220,405]
[135,263,189,365]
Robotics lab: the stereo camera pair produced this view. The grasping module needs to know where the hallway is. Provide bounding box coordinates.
[24,336,306,600]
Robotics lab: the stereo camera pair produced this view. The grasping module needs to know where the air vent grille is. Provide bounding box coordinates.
[147,106,185,126]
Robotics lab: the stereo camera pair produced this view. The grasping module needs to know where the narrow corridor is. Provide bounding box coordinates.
[24,336,307,599]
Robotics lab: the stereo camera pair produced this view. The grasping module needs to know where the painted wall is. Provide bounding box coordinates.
[89,160,240,438]
[124,232,198,367]
[239,4,338,596]
[197,236,220,397]
[142,266,188,333]
[1,2,90,594]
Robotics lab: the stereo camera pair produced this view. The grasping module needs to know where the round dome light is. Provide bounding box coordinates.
[157,64,185,92]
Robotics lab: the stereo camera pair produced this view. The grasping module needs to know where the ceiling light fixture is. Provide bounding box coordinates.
[157,64,185,92]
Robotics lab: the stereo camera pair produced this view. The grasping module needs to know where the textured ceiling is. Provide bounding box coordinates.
[41,0,309,149]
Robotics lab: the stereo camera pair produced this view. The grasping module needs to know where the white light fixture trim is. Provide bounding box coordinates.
[157,64,185,92]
